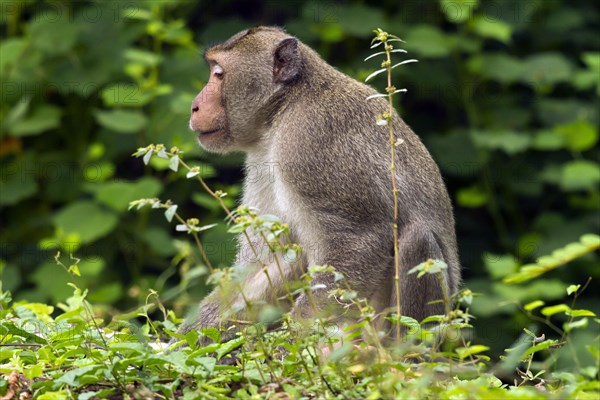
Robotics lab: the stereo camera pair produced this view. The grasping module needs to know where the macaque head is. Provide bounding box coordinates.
[189,27,303,153]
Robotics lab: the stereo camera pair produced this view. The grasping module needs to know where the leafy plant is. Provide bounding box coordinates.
[364,28,418,343]
[1,0,599,398]
[504,234,600,283]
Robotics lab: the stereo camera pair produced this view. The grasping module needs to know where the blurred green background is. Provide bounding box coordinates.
[0,0,598,358]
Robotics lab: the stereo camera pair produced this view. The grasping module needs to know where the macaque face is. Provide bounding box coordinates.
[189,59,232,153]
[189,33,299,154]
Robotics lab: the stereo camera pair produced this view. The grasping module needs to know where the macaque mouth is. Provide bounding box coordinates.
[198,128,222,137]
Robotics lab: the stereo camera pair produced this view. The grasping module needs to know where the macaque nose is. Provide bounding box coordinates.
[191,100,199,113]
[192,91,204,113]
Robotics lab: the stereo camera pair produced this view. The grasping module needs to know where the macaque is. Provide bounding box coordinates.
[180,26,460,340]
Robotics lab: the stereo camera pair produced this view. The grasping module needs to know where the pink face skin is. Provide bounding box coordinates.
[189,60,228,149]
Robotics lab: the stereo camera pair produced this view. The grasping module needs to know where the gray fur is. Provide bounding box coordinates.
[180,26,461,341]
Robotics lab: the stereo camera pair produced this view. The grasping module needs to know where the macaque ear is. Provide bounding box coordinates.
[273,38,301,83]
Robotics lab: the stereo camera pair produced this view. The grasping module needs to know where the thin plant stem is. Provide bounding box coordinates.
[383,37,402,345]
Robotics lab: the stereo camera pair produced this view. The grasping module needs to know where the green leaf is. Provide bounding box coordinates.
[574,69,600,92]
[94,109,147,133]
[191,356,217,376]
[420,315,446,324]
[54,365,100,386]
[522,53,573,87]
[192,193,221,211]
[456,185,488,208]
[470,130,531,154]
[471,17,512,43]
[504,234,600,283]
[532,130,565,151]
[429,130,480,177]
[0,172,37,206]
[21,302,54,318]
[29,262,76,304]
[398,316,420,331]
[0,322,47,344]
[29,19,79,55]
[536,98,598,126]
[522,339,559,358]
[38,391,71,399]
[94,177,162,212]
[560,160,600,191]
[554,120,598,152]
[101,83,154,107]
[541,304,570,317]
[566,284,580,295]
[200,327,220,344]
[54,201,119,244]
[325,342,354,363]
[440,0,479,23]
[467,54,525,84]
[564,318,588,332]
[2,96,31,129]
[108,342,146,354]
[10,105,62,136]
[524,300,545,312]
[160,350,192,372]
[567,309,596,318]
[228,223,247,234]
[121,7,152,20]
[456,345,489,359]
[142,228,177,257]
[577,52,600,94]
[259,305,283,324]
[124,48,163,66]
[0,38,26,71]
[216,336,244,360]
[24,364,43,379]
[334,5,385,37]
[311,23,345,43]
[582,52,600,70]
[78,389,116,400]
[77,258,105,277]
[404,25,451,58]
[68,264,80,276]
[581,234,600,246]
[408,259,448,277]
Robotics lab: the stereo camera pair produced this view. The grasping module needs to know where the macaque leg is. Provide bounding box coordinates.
[394,223,447,325]
[174,257,295,343]
[292,230,391,332]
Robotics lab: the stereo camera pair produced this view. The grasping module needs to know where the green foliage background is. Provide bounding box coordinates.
[1,0,598,362]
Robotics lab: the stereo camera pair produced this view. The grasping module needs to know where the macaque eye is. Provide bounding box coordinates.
[213,65,224,79]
